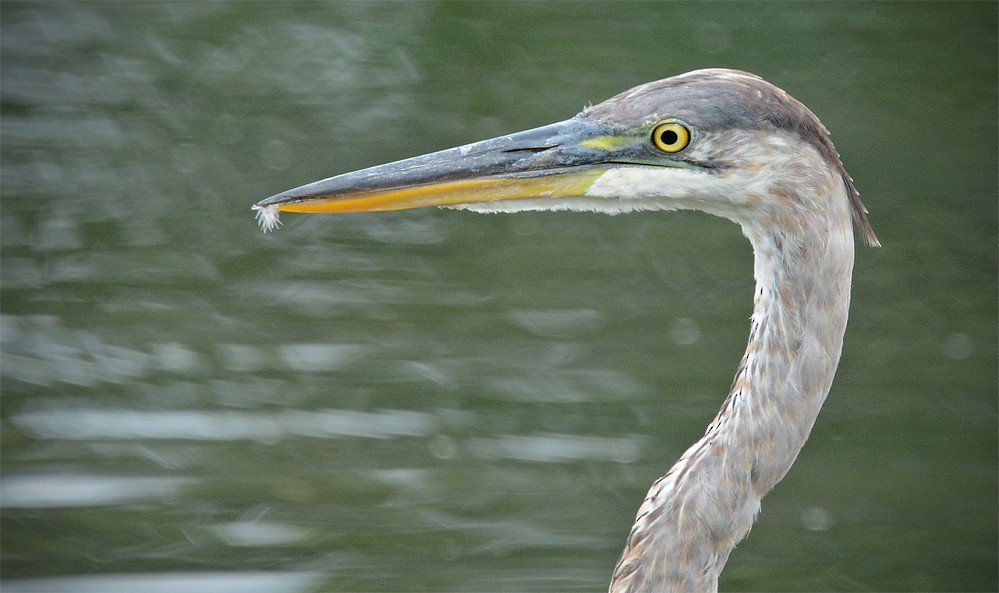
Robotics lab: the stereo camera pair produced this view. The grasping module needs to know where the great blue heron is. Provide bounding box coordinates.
[253,69,878,592]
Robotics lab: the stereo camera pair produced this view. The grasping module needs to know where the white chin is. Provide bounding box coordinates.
[445,167,714,215]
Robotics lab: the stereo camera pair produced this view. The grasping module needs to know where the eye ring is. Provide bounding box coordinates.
[652,121,691,154]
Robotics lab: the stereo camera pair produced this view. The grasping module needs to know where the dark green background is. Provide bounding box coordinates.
[2,2,996,591]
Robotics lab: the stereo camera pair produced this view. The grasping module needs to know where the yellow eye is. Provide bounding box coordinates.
[651,121,691,153]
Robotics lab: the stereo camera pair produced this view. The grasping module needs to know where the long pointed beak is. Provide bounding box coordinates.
[253,117,617,226]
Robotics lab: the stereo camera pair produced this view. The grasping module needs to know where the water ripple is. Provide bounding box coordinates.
[12,407,438,442]
[1,571,322,593]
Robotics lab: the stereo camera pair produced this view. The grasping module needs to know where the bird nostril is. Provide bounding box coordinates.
[501,145,557,154]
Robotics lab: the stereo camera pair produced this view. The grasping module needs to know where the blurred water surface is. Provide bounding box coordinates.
[2,2,996,592]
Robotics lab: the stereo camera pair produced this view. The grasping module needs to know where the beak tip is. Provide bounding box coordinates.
[252,203,282,232]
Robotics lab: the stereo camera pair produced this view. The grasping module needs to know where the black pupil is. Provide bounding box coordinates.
[660,129,679,145]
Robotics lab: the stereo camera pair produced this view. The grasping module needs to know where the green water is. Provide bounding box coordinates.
[2,2,996,591]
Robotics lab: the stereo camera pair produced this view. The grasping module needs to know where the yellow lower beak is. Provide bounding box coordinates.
[271,170,606,214]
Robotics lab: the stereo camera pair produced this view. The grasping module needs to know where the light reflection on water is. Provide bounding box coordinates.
[2,474,195,509]
[3,572,324,593]
[12,406,439,441]
[2,2,996,593]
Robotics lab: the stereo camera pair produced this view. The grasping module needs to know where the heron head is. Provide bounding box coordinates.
[254,69,877,246]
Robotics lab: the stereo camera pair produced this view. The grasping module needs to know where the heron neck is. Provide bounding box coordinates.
[732,208,856,494]
[610,182,857,592]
